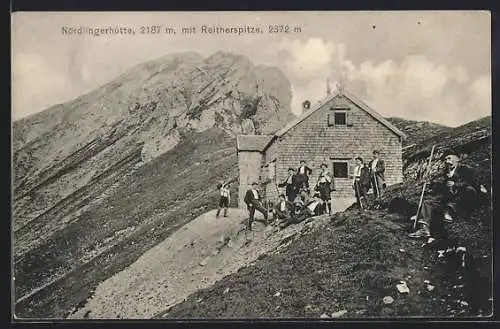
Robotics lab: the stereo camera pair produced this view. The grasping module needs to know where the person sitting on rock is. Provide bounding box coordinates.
[273,194,294,225]
[280,193,324,229]
[409,150,488,240]
[297,186,311,204]
[244,182,269,231]
[216,182,231,218]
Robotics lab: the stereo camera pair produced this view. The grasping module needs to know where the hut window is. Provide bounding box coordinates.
[333,161,349,178]
[328,109,350,126]
[334,112,346,125]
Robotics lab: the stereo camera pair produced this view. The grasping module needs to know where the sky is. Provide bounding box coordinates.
[12,11,491,126]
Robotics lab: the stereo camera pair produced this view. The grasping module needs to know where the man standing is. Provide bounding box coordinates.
[296,160,312,192]
[216,182,231,217]
[352,157,370,209]
[278,167,297,202]
[369,150,386,203]
[409,151,486,240]
[244,182,269,231]
[315,163,333,215]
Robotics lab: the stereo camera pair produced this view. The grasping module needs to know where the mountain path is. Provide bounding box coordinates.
[68,199,354,319]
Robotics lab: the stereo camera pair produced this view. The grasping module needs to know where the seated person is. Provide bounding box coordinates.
[409,150,488,240]
[280,194,324,229]
[273,194,294,224]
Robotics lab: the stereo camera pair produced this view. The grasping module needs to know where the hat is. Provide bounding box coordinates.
[373,149,380,154]
[443,149,459,158]
[279,193,285,198]
[251,182,259,186]
[355,156,363,162]
[288,167,295,171]
[294,199,304,206]
[320,163,327,168]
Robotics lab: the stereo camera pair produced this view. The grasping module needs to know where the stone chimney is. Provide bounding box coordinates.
[302,100,311,113]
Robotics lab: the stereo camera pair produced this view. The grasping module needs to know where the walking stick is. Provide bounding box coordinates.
[413,145,436,230]
[373,171,380,198]
[354,180,364,210]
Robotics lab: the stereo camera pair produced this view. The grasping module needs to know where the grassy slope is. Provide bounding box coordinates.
[15,128,239,318]
[165,121,492,318]
[386,117,454,147]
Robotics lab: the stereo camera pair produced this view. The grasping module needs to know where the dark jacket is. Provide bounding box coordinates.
[368,158,386,182]
[278,174,297,188]
[359,165,371,189]
[354,165,371,190]
[244,188,261,206]
[296,165,312,177]
[433,164,478,196]
[274,199,294,213]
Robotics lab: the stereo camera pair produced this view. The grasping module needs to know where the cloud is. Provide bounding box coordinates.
[12,53,68,119]
[469,74,491,115]
[275,37,485,126]
[278,37,337,80]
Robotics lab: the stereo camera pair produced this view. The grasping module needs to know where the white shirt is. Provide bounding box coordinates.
[286,174,293,184]
[447,166,457,178]
[251,189,259,200]
[371,159,378,171]
[353,165,361,177]
[307,201,319,212]
[220,187,229,198]
[280,201,286,211]
[299,166,306,174]
[318,171,331,183]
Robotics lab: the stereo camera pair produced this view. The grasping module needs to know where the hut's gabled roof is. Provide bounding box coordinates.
[236,135,273,152]
[275,89,407,139]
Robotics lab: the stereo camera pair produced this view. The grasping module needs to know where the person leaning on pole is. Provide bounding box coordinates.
[368,149,386,207]
[408,150,488,241]
[352,157,370,209]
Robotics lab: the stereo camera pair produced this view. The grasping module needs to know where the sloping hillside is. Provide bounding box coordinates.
[13,51,296,318]
[386,117,453,147]
[163,117,492,318]
[15,129,239,318]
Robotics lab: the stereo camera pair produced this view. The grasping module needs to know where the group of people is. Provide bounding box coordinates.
[217,148,488,239]
[240,149,389,231]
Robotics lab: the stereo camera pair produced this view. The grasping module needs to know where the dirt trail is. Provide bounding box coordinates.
[68,199,354,319]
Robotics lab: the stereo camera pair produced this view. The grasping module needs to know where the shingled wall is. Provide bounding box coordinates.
[262,94,403,200]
